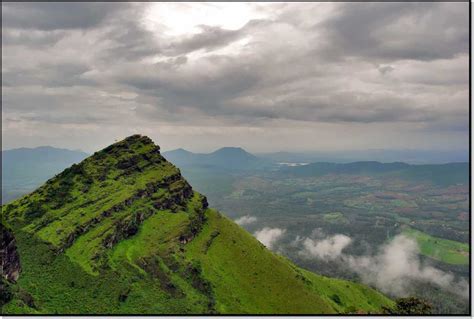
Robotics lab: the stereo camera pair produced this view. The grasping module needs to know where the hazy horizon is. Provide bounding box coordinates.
[1,139,469,166]
[1,140,469,156]
[2,3,469,153]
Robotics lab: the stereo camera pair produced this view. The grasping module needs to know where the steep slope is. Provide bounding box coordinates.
[1,222,21,283]
[1,135,393,314]
[0,221,22,309]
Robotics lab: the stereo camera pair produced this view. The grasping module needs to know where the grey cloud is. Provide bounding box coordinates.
[99,16,162,62]
[2,85,144,126]
[2,2,127,30]
[322,2,469,61]
[1,2,469,152]
[115,55,261,114]
[390,55,469,86]
[225,90,448,124]
[377,65,394,75]
[2,29,66,47]
[3,62,91,88]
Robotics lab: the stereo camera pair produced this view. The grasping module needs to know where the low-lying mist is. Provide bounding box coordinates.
[254,227,286,249]
[248,222,468,300]
[343,235,469,299]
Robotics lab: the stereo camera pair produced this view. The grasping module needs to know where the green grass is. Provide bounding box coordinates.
[109,210,188,267]
[3,206,393,314]
[185,209,393,314]
[402,227,469,265]
[2,207,394,314]
[2,224,211,314]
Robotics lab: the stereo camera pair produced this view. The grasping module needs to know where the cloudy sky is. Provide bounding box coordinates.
[2,2,469,153]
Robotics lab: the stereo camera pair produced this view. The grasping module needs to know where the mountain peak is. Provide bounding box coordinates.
[100,135,158,155]
[166,148,193,155]
[4,135,207,268]
[213,146,246,153]
[211,147,256,159]
[123,134,155,145]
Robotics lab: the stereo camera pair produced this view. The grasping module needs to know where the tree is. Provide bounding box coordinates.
[383,296,432,315]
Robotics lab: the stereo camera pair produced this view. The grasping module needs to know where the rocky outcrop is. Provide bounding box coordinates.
[202,231,220,254]
[102,208,154,248]
[1,223,21,282]
[179,195,208,245]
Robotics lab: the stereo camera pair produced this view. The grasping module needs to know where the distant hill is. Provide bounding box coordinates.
[163,147,268,170]
[283,161,469,186]
[259,149,469,165]
[2,146,88,203]
[1,135,393,314]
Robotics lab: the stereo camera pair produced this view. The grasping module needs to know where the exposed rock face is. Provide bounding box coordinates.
[179,196,208,245]
[1,223,21,282]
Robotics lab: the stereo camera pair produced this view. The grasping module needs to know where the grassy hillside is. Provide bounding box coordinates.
[1,135,393,314]
[185,209,391,314]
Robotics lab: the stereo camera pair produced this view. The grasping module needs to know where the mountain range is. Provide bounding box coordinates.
[163,147,267,170]
[3,145,468,205]
[1,135,393,314]
[282,161,468,186]
[258,149,469,164]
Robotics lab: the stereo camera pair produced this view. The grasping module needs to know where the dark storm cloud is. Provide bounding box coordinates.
[1,2,469,152]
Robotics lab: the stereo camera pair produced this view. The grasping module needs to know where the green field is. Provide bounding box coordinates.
[402,228,469,265]
[323,212,349,224]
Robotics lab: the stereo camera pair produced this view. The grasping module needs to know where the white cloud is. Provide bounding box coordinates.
[295,232,468,299]
[234,215,257,226]
[344,235,469,299]
[301,234,352,260]
[254,227,285,249]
